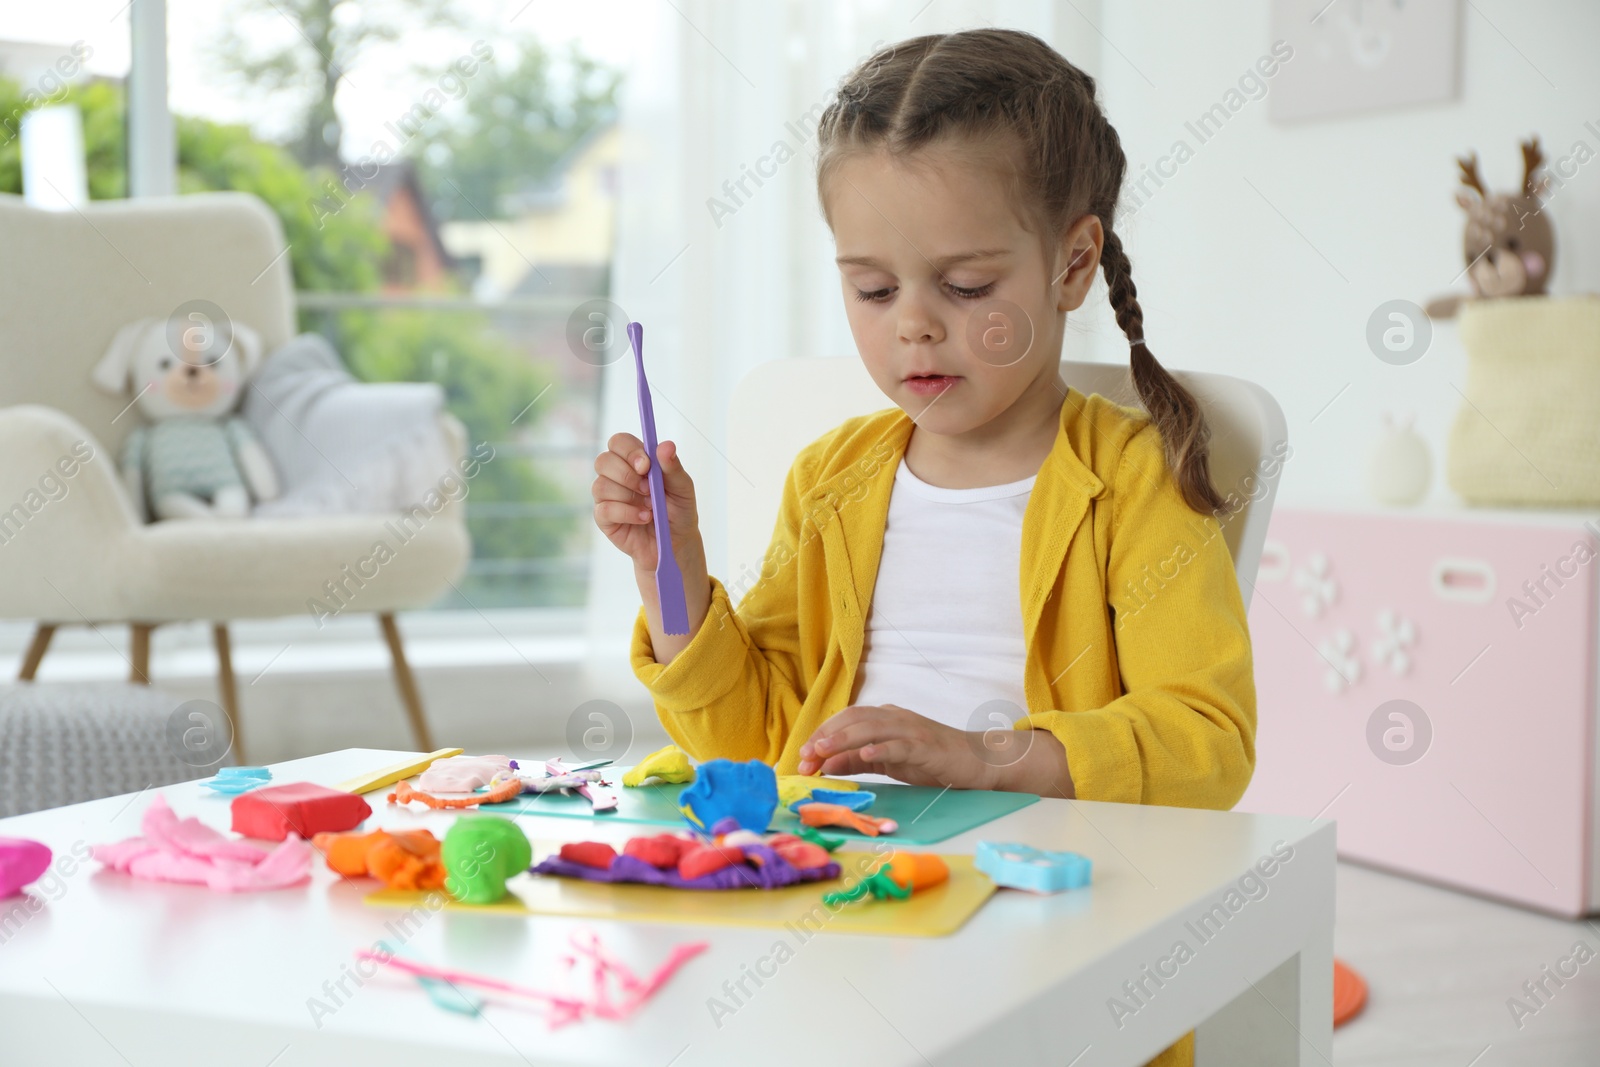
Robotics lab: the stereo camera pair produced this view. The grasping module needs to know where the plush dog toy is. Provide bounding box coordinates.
[91,316,280,520]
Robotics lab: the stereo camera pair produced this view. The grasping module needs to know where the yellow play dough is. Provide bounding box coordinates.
[775,774,860,809]
[622,744,696,787]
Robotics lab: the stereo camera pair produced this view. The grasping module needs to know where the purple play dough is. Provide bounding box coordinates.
[531,843,840,890]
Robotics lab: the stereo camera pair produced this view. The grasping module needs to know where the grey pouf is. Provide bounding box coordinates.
[0,683,234,818]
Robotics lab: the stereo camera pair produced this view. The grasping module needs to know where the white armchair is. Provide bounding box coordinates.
[0,191,471,760]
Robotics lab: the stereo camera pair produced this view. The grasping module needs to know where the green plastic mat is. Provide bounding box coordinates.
[481,780,1038,846]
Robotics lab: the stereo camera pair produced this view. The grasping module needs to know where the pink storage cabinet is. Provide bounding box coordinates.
[1235,505,1599,917]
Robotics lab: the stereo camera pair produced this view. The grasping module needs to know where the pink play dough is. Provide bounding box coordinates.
[414,754,514,792]
[92,795,311,892]
[0,837,52,897]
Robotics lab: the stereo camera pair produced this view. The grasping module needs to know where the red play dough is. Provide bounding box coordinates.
[624,834,688,869]
[771,839,831,871]
[559,842,617,870]
[677,844,743,880]
[231,783,372,842]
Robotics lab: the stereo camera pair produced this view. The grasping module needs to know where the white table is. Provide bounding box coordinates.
[0,748,1334,1066]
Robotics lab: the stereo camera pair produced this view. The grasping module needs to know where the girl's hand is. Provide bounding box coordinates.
[592,432,704,573]
[796,704,997,789]
[594,432,712,666]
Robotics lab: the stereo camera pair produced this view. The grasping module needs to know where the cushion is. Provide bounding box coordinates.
[241,333,455,517]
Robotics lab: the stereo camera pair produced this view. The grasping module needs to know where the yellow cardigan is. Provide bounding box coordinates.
[630,386,1257,810]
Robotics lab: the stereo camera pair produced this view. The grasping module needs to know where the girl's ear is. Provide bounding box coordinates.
[1054,214,1103,312]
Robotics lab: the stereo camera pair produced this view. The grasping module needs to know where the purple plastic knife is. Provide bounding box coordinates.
[627,321,690,635]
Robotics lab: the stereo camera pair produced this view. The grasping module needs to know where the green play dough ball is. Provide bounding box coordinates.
[441,815,533,904]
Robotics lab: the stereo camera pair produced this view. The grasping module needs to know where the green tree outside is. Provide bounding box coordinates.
[415,37,622,221]
[0,76,386,291]
[211,0,463,170]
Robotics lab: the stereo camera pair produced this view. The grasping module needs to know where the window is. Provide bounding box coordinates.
[158,0,628,610]
[0,3,130,202]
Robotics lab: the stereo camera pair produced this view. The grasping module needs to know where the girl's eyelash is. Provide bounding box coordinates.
[948,282,995,299]
[853,281,996,303]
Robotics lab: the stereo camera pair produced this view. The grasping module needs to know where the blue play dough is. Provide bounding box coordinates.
[788,788,876,814]
[201,766,272,795]
[679,758,778,832]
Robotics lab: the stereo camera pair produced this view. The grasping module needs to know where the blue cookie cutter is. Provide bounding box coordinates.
[787,788,876,814]
[975,841,1091,893]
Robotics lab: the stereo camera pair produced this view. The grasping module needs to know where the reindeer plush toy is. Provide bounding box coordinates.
[1425,137,1554,319]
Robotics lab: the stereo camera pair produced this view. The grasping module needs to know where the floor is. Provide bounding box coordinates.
[1332,861,1600,1066]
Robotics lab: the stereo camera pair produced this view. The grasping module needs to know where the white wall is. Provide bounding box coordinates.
[1092,0,1600,509]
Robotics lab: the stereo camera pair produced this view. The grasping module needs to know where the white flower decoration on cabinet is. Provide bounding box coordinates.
[1293,551,1338,618]
[1371,608,1417,675]
[1318,628,1361,693]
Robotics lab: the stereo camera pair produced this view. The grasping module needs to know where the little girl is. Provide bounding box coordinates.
[594,30,1253,1065]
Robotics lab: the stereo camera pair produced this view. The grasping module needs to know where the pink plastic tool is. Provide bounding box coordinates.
[628,321,690,635]
[354,930,707,1028]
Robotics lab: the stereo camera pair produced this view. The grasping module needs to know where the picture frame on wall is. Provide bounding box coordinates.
[1269,0,1463,122]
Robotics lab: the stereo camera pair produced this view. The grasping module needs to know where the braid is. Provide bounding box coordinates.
[1099,228,1147,346]
[1100,229,1225,515]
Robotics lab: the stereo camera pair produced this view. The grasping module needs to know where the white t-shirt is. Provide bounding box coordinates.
[842,456,1035,782]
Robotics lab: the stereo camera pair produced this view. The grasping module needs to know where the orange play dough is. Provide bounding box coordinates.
[883,853,950,892]
[797,802,895,837]
[1333,958,1367,1027]
[388,776,523,809]
[313,829,447,891]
